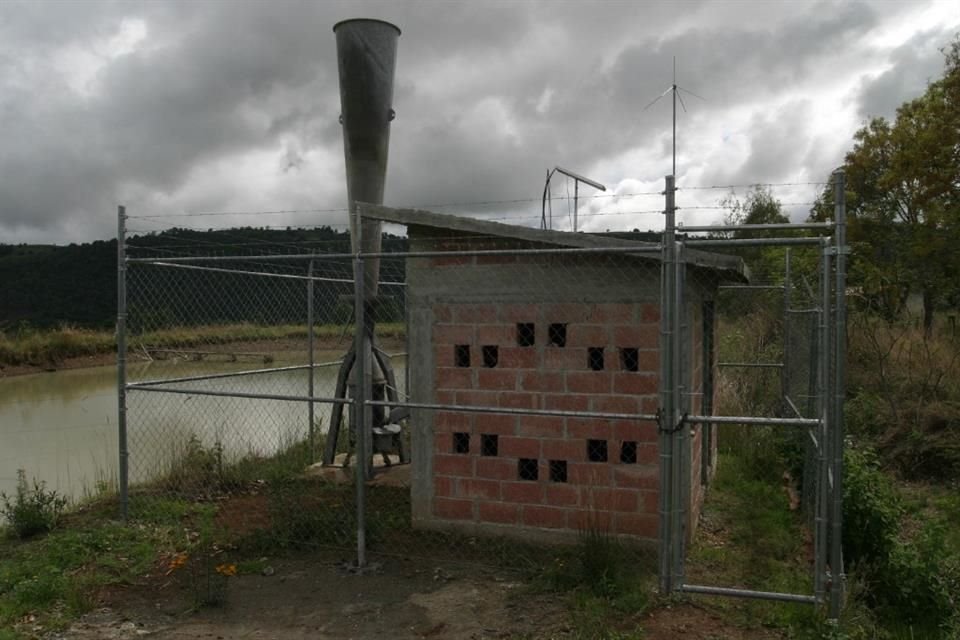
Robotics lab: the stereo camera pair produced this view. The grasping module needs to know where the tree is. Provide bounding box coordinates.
[719,185,792,282]
[813,38,960,334]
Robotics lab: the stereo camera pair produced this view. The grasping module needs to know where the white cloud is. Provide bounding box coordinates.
[52,17,148,97]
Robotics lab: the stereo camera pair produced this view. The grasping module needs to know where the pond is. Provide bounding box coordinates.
[0,352,406,511]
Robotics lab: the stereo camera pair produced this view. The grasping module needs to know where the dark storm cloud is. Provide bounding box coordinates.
[0,1,340,238]
[0,0,954,242]
[384,0,885,211]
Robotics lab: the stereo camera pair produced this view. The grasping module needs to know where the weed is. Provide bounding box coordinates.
[533,526,653,639]
[165,511,235,608]
[1,470,68,539]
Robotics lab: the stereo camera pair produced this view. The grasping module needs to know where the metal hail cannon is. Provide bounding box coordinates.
[323,19,407,471]
[334,18,400,295]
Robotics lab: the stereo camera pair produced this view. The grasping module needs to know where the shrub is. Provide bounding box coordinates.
[842,447,901,566]
[874,522,959,632]
[842,446,960,635]
[1,470,68,539]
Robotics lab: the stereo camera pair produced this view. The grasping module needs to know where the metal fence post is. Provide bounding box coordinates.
[657,176,676,594]
[674,238,688,587]
[782,249,792,416]
[815,238,831,604]
[116,205,129,521]
[658,175,676,594]
[353,217,369,568]
[308,259,316,460]
[829,170,847,617]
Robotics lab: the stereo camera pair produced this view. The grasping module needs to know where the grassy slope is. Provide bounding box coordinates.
[0,323,405,367]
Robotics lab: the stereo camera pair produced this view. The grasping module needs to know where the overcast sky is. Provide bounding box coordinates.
[1,0,957,245]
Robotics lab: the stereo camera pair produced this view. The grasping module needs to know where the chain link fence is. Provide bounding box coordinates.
[121,239,673,569]
[117,176,848,614]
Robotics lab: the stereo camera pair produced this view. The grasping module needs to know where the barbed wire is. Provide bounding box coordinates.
[679,181,829,191]
[123,181,826,222]
[130,206,671,235]
[677,202,817,210]
[124,191,672,221]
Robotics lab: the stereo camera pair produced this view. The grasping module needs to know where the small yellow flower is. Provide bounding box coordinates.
[215,563,237,577]
[166,552,189,575]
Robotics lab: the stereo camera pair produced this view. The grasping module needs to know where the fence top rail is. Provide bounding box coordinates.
[125,259,407,286]
[678,222,833,233]
[128,252,355,263]
[365,399,658,423]
[127,361,339,388]
[123,385,353,404]
[685,414,821,427]
[128,245,666,264]
[360,245,663,259]
[718,285,783,290]
[684,237,824,248]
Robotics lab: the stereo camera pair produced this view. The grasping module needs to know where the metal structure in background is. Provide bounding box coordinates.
[540,166,607,232]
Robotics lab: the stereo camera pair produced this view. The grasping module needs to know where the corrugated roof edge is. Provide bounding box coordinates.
[358,202,750,283]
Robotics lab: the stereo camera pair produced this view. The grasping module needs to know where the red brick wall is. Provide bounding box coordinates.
[430,301,661,540]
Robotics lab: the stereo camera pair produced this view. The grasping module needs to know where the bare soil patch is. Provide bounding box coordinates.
[50,554,572,640]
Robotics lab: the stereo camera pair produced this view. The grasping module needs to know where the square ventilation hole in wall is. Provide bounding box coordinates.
[480,434,499,456]
[516,323,536,347]
[620,347,640,372]
[548,323,567,347]
[620,441,638,464]
[549,460,568,483]
[587,439,608,462]
[518,458,539,481]
[588,347,605,371]
[455,344,471,368]
[453,432,470,454]
[482,345,499,368]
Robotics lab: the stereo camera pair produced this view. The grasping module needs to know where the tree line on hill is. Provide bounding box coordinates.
[0,227,409,331]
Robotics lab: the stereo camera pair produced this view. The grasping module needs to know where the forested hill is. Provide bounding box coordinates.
[0,227,409,331]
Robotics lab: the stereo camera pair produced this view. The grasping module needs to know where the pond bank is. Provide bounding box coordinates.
[0,326,405,378]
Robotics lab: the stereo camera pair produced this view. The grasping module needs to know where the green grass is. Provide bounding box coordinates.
[0,498,198,637]
[686,453,818,633]
[523,529,655,639]
[0,322,405,367]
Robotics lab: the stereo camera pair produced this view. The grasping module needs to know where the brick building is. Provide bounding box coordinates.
[361,205,747,543]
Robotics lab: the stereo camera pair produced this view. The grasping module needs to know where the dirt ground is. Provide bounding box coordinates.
[46,552,784,640]
[50,554,570,640]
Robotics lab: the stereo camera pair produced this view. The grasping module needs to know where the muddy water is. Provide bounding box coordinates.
[0,353,406,509]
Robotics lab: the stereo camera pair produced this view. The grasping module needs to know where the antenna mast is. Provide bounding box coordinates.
[644,57,704,180]
[672,57,676,178]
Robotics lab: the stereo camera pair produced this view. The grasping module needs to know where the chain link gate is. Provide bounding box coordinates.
[658,172,848,616]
